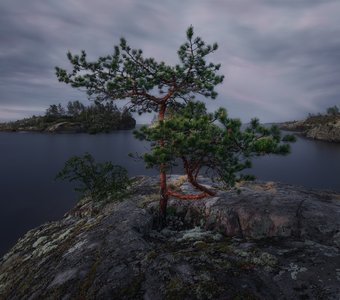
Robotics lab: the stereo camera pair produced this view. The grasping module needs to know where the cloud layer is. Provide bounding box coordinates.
[1,0,339,122]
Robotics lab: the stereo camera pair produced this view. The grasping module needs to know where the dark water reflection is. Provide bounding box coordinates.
[251,133,340,191]
[0,130,155,256]
[0,130,339,256]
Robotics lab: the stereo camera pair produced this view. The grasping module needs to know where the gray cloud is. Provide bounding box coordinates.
[0,0,339,123]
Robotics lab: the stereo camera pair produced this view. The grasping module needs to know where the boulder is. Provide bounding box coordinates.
[169,180,340,245]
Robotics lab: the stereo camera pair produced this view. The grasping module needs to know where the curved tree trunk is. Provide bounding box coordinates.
[166,157,216,200]
[167,188,210,200]
[186,171,216,196]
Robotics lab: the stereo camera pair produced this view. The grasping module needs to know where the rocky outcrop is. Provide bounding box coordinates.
[305,120,340,142]
[280,115,340,142]
[1,176,340,299]
[168,179,340,244]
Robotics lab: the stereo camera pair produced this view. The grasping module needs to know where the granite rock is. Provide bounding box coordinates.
[1,176,339,299]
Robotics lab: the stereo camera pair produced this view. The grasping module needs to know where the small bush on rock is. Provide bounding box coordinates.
[56,153,130,201]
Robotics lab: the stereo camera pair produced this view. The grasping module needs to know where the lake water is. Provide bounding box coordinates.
[0,130,339,256]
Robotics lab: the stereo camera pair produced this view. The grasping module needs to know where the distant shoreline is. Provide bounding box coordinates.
[278,114,340,143]
[0,122,136,134]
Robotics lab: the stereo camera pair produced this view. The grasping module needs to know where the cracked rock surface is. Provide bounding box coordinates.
[0,176,339,299]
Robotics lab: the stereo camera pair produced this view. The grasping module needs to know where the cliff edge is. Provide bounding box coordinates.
[1,176,339,299]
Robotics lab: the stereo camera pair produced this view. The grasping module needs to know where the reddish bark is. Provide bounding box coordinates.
[165,157,216,201]
[186,175,216,196]
[167,188,209,200]
[159,166,168,220]
[159,102,168,221]
[157,95,215,220]
[182,157,216,196]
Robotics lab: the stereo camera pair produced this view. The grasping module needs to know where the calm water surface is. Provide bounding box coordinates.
[0,130,339,256]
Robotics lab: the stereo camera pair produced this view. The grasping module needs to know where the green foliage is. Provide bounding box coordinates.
[282,134,297,142]
[135,102,295,189]
[55,27,295,205]
[56,153,130,201]
[55,26,224,114]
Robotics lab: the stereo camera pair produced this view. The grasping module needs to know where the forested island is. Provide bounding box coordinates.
[280,105,340,142]
[0,101,136,134]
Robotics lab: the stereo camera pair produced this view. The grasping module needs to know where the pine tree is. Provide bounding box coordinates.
[56,26,224,221]
[46,103,65,118]
[135,101,294,199]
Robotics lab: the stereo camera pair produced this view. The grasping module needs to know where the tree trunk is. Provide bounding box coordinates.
[167,188,209,200]
[186,170,216,196]
[166,157,216,200]
[158,103,168,226]
[159,167,168,226]
[183,157,216,197]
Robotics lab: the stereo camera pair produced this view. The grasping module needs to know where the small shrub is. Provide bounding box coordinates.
[56,153,130,201]
[282,134,297,142]
[326,105,339,116]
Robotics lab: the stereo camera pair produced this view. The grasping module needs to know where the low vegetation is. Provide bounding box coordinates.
[56,153,130,201]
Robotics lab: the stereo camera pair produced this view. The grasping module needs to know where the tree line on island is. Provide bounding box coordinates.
[305,105,339,121]
[0,100,136,133]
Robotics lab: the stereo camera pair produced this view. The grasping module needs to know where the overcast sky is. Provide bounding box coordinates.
[1,0,340,123]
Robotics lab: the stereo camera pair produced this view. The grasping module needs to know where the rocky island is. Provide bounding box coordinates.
[280,106,340,142]
[0,101,136,134]
[1,176,339,299]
